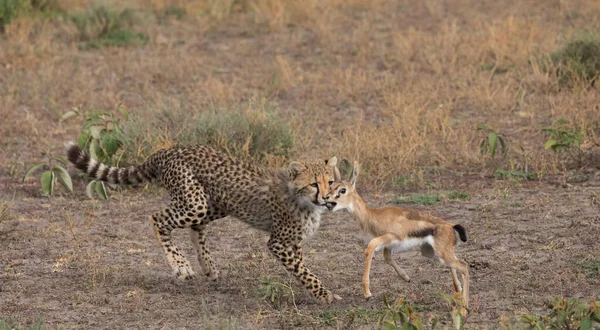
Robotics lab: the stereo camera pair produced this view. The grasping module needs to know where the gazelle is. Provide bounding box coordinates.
[326,162,469,307]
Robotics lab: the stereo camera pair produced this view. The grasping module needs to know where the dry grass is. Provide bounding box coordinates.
[3,0,600,189]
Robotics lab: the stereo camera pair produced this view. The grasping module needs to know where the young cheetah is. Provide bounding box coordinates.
[66,143,342,303]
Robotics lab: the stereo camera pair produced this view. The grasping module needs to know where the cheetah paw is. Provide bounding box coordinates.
[205,269,219,281]
[174,266,195,280]
[317,291,342,304]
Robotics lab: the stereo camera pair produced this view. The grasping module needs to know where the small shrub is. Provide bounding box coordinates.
[576,258,600,278]
[70,5,148,49]
[542,118,587,166]
[62,107,127,165]
[543,119,586,153]
[317,307,387,327]
[392,194,441,206]
[522,297,600,330]
[62,107,127,200]
[446,191,470,201]
[0,202,17,236]
[120,99,295,165]
[156,5,186,23]
[379,296,432,330]
[0,0,21,32]
[544,35,600,87]
[440,293,467,330]
[494,169,536,184]
[188,106,295,162]
[0,0,63,33]
[476,124,507,159]
[257,276,289,309]
[22,149,73,197]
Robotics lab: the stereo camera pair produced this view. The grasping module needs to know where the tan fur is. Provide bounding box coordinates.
[326,161,469,309]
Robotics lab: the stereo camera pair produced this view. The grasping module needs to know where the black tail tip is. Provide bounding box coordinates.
[453,224,467,242]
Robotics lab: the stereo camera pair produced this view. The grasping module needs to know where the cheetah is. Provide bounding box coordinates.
[66,142,342,303]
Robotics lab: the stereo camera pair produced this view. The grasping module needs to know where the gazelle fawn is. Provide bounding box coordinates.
[325,162,469,308]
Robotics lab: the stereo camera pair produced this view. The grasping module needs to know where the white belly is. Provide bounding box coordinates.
[377,236,435,252]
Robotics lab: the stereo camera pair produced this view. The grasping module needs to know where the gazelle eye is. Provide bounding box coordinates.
[328,181,334,185]
[310,183,318,188]
[340,188,347,194]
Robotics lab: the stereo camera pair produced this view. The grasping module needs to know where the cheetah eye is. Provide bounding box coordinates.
[328,181,334,185]
[310,182,318,188]
[340,188,347,194]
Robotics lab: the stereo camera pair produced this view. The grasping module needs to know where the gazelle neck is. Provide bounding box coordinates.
[347,192,377,233]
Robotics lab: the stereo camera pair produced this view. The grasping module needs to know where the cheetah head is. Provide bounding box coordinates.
[289,156,340,209]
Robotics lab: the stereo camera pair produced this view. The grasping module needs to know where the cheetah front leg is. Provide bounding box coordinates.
[268,237,341,304]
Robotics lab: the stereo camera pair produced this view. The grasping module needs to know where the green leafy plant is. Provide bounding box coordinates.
[257,276,289,309]
[495,169,536,184]
[85,180,108,200]
[542,119,585,153]
[22,149,73,197]
[379,296,433,330]
[440,293,467,330]
[521,297,600,330]
[494,159,537,184]
[62,107,127,200]
[476,124,507,159]
[62,107,127,165]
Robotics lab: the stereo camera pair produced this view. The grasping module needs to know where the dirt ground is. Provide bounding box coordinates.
[2,0,600,329]
[2,171,600,329]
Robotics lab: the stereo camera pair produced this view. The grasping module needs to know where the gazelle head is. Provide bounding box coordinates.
[325,161,360,212]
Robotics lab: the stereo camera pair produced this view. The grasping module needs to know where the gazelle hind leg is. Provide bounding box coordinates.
[451,268,462,292]
[190,223,218,280]
[433,227,470,309]
[383,248,410,282]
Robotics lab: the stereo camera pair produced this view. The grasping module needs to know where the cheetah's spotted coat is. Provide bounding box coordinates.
[67,143,341,303]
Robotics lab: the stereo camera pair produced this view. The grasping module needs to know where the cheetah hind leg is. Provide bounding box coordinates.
[190,223,218,280]
[149,213,195,280]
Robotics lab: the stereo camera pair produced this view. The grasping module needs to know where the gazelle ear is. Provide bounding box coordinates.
[289,161,307,176]
[349,161,360,187]
[325,156,338,168]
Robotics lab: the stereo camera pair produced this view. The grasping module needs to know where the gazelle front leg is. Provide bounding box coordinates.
[363,234,395,298]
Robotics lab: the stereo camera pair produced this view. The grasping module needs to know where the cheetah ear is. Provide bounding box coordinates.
[289,161,307,175]
[349,161,360,187]
[333,166,342,181]
[325,156,337,168]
